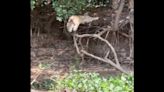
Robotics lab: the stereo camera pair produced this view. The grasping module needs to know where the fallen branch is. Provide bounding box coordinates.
[81,50,128,74]
[75,34,120,66]
[74,33,130,73]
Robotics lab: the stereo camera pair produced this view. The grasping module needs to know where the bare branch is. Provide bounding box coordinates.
[129,18,134,59]
[97,27,109,36]
[117,31,130,38]
[86,38,90,49]
[73,34,80,54]
[31,69,44,85]
[129,3,134,59]
[102,26,112,39]
[94,26,111,40]
[113,0,125,31]
[75,34,120,66]
[104,50,110,59]
[98,30,108,36]
[105,30,110,39]
[81,50,128,74]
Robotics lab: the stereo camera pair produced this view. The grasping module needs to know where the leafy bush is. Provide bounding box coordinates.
[31,0,111,21]
[52,0,87,22]
[31,79,55,90]
[55,70,134,92]
[31,70,133,92]
[31,0,36,10]
[51,0,111,22]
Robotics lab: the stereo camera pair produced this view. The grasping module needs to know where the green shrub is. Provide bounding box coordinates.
[55,70,134,92]
[31,70,133,92]
[31,79,55,90]
[31,0,36,10]
[52,0,87,22]
[31,0,111,21]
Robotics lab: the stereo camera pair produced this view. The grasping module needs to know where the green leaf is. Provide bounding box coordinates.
[56,17,63,22]
[121,75,127,81]
[109,83,114,90]
[114,86,123,91]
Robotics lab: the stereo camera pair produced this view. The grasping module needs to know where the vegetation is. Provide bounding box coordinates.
[52,0,86,22]
[31,0,111,21]
[32,70,134,92]
[31,0,134,92]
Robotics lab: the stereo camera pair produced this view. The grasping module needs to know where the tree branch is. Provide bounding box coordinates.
[81,50,128,74]
[73,34,80,54]
[113,0,125,31]
[75,34,120,66]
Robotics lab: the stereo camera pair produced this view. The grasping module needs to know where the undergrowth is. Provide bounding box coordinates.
[31,70,134,92]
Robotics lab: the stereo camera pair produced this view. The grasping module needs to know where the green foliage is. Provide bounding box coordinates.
[31,0,112,21]
[55,70,134,92]
[52,0,87,22]
[31,79,55,90]
[31,0,36,10]
[51,0,111,22]
[31,70,133,92]
[31,0,51,10]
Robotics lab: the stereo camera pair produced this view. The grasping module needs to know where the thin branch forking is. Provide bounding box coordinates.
[75,34,120,66]
[81,50,128,74]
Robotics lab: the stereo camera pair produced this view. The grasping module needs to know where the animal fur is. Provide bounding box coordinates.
[66,15,99,32]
